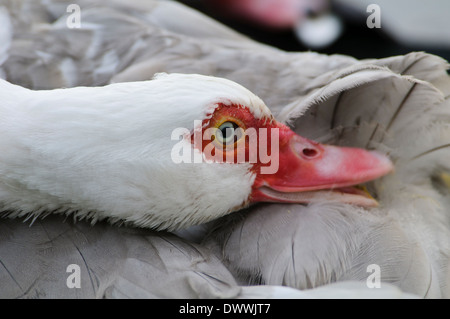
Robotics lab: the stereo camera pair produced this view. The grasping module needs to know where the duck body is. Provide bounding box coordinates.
[204,55,450,298]
[0,214,243,298]
[0,0,449,299]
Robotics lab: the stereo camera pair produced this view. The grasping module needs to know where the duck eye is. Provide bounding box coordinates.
[216,121,242,146]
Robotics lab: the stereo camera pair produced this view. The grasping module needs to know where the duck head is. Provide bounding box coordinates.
[0,73,392,230]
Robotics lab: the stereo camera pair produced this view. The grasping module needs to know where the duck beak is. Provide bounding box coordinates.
[250,126,394,207]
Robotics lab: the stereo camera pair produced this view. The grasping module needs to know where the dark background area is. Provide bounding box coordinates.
[177,0,450,62]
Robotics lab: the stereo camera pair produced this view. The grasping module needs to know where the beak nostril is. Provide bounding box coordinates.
[290,136,322,159]
[303,148,318,158]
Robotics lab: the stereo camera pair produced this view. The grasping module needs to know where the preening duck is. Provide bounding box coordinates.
[0,73,392,230]
[205,57,450,298]
[0,0,449,299]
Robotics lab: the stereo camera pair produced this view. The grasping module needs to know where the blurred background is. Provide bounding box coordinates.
[177,0,450,62]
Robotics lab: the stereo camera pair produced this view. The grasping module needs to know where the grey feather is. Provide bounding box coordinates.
[0,215,241,298]
[206,55,450,298]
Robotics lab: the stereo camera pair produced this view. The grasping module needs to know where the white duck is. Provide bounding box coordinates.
[0,0,449,298]
[0,73,392,230]
[0,72,395,298]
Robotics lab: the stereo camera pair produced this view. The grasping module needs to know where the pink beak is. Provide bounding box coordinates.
[250,127,394,207]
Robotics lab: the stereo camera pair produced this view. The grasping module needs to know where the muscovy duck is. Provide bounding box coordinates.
[0,0,448,298]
